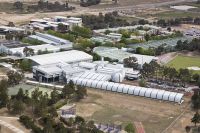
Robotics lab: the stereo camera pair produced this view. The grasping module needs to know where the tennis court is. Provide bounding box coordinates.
[128,37,193,49]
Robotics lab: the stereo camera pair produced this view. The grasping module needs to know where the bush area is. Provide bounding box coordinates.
[21,38,44,45]
[81,12,130,30]
[47,30,76,42]
[13,1,75,13]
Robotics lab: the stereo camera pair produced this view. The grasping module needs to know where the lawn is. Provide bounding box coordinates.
[166,55,200,74]
[8,83,61,97]
[151,11,200,19]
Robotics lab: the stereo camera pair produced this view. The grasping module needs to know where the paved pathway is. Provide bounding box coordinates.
[0,119,24,133]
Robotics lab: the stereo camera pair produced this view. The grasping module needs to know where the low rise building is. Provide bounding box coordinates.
[93,46,158,68]
[28,32,73,50]
[27,50,93,66]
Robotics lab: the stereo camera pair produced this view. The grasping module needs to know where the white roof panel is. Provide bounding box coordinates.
[107,82,115,91]
[133,87,141,96]
[175,93,184,103]
[163,91,171,101]
[145,88,153,97]
[151,89,159,99]
[122,85,130,94]
[139,88,148,97]
[157,90,165,100]
[112,83,119,92]
[117,84,124,93]
[169,92,177,102]
[27,50,93,65]
[128,86,135,95]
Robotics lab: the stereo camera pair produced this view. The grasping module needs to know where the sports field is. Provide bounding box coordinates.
[8,83,61,97]
[166,55,200,73]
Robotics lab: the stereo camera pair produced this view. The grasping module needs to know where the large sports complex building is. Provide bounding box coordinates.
[28,49,184,104]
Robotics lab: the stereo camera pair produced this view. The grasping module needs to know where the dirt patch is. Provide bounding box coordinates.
[76,89,187,132]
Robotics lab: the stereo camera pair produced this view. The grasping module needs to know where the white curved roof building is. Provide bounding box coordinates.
[27,50,93,65]
[71,78,184,104]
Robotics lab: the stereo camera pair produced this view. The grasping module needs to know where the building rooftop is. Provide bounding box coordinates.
[0,40,28,48]
[0,26,25,32]
[27,50,93,65]
[10,44,60,55]
[93,46,157,64]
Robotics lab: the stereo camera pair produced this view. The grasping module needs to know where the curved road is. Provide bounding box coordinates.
[0,117,25,133]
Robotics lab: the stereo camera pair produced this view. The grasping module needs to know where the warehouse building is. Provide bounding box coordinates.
[27,50,93,66]
[0,26,25,35]
[93,46,158,68]
[28,32,73,50]
[31,54,184,104]
[32,60,125,83]
[8,44,61,57]
[0,40,27,54]
[30,16,82,31]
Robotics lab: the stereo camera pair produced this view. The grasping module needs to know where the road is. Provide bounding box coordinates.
[0,116,25,133]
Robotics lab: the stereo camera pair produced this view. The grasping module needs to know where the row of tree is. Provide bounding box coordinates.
[81,12,130,30]
[19,114,104,133]
[141,61,200,87]
[13,0,75,13]
[135,37,200,56]
[156,17,200,27]
[175,38,200,52]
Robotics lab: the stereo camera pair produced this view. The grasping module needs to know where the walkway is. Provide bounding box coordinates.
[0,118,24,133]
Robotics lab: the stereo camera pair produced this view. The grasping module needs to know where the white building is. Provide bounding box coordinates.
[27,50,93,66]
[9,44,61,57]
[28,32,73,50]
[30,16,82,31]
[93,46,158,68]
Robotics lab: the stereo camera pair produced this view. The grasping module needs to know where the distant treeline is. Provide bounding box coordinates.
[13,0,75,13]
[80,0,101,7]
[80,11,200,30]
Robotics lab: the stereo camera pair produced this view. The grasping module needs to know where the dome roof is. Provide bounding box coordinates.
[112,73,123,83]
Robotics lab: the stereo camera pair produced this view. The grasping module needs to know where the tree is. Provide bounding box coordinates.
[185,126,191,133]
[125,123,135,133]
[7,22,15,27]
[198,77,200,88]
[72,26,92,38]
[139,78,146,87]
[75,116,85,125]
[76,85,87,100]
[7,71,24,86]
[123,57,138,69]
[12,99,25,114]
[193,74,199,82]
[144,34,150,42]
[62,80,75,98]
[191,90,200,111]
[42,116,55,133]
[57,23,67,33]
[167,27,171,32]
[23,47,34,57]
[50,88,60,104]
[179,69,191,87]
[13,1,23,10]
[48,106,58,118]
[15,88,25,101]
[0,79,9,108]
[19,59,32,71]
[191,112,200,126]
[5,33,14,40]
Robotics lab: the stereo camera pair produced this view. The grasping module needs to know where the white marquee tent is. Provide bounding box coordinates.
[72,78,184,104]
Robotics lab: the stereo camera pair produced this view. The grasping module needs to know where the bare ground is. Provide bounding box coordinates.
[0,0,185,25]
[76,89,188,133]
